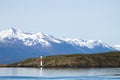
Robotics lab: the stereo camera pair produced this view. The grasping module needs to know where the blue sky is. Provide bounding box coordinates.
[0,0,120,45]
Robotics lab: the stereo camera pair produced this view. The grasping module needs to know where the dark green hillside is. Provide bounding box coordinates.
[7,52,120,68]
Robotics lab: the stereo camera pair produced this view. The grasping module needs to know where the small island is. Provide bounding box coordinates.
[6,51,120,68]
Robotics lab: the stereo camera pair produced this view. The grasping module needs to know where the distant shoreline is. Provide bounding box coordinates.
[4,51,120,68]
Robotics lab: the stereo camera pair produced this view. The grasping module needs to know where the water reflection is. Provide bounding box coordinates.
[0,68,120,77]
[40,67,43,77]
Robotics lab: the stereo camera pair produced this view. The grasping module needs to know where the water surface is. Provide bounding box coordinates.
[0,68,120,80]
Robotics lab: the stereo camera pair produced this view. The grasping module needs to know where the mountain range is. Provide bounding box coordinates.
[0,28,119,64]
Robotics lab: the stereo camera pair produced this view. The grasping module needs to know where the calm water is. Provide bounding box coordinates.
[0,68,120,80]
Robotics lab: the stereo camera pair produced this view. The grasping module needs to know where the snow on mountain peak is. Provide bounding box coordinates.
[8,28,21,32]
[62,38,111,49]
[0,28,117,49]
[114,45,120,50]
[0,28,62,47]
[0,28,20,39]
[0,28,22,35]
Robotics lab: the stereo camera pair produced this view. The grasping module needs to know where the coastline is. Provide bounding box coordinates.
[4,51,120,68]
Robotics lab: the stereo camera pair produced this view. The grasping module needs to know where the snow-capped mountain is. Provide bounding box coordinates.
[114,45,120,50]
[62,38,111,49]
[0,28,118,64]
[0,28,61,47]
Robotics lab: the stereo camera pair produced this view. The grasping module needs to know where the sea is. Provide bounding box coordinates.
[0,68,120,80]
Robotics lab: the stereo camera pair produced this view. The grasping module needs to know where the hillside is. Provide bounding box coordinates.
[7,52,120,68]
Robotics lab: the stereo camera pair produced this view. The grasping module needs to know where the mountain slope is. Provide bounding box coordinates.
[0,28,117,64]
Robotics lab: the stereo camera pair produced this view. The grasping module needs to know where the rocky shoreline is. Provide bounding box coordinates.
[5,52,120,68]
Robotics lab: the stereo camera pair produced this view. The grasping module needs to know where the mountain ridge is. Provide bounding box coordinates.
[0,28,116,48]
[0,28,118,64]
